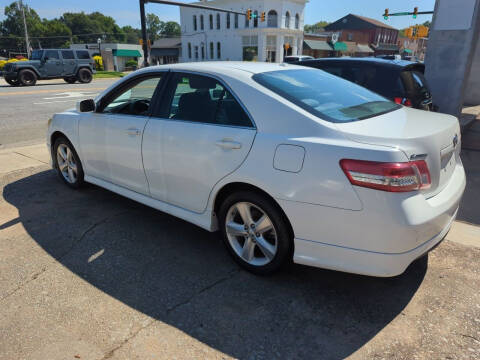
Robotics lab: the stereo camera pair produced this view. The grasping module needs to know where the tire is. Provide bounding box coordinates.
[5,77,20,86]
[218,191,293,275]
[18,69,37,86]
[64,77,77,84]
[77,68,93,83]
[53,137,85,189]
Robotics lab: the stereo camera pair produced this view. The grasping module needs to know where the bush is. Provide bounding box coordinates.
[93,55,104,71]
[125,59,138,68]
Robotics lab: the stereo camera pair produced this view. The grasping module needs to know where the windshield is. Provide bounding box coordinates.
[253,69,400,123]
[30,50,43,60]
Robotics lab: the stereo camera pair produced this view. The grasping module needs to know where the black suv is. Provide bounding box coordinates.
[1,49,95,86]
[293,58,434,111]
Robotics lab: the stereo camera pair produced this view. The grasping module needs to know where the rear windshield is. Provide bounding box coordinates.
[253,69,400,123]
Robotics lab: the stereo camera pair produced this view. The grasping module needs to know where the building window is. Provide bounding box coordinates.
[209,14,213,29]
[242,35,258,61]
[193,15,197,31]
[210,42,214,59]
[295,14,300,29]
[217,13,221,29]
[347,33,353,41]
[254,11,259,28]
[217,42,221,59]
[235,13,239,28]
[285,12,290,28]
[268,10,278,28]
[200,15,204,30]
[188,43,192,58]
[226,13,230,29]
[201,45,205,60]
[194,46,199,60]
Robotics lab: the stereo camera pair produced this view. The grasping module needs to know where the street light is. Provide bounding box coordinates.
[97,37,102,54]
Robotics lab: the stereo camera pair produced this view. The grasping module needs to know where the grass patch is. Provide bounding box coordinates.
[93,71,125,79]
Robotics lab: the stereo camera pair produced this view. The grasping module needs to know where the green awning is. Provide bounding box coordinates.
[113,49,142,57]
[403,48,413,53]
[333,42,348,51]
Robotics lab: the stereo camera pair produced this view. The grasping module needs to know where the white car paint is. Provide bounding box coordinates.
[47,62,466,277]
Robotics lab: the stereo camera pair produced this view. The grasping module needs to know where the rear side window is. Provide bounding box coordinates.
[76,50,91,60]
[45,50,59,60]
[253,69,400,123]
[167,73,252,127]
[61,50,75,60]
[401,70,430,96]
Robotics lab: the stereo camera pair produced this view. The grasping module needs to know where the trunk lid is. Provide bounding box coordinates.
[335,107,461,198]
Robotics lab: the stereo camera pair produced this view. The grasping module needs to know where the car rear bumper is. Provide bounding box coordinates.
[278,161,466,277]
[292,206,457,277]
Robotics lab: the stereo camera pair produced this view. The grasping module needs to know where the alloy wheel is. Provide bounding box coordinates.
[225,202,278,267]
[56,144,78,184]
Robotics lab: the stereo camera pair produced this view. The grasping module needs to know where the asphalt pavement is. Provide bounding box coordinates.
[0,78,118,148]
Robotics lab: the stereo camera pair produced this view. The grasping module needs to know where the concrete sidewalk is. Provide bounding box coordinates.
[1,142,478,249]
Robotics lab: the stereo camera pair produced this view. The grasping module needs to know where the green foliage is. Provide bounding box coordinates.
[0,2,181,54]
[304,21,330,34]
[93,71,125,79]
[125,59,138,68]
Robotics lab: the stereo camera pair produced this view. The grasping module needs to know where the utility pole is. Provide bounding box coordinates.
[19,0,31,58]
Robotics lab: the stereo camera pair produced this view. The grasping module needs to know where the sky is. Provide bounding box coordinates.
[0,0,436,30]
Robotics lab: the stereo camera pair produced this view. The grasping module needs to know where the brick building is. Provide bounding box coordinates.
[324,14,399,55]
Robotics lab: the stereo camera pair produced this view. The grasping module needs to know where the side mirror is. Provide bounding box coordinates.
[78,99,96,112]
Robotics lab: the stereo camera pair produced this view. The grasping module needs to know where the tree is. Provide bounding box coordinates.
[423,21,431,28]
[121,25,142,44]
[161,21,180,37]
[304,21,330,34]
[146,13,163,41]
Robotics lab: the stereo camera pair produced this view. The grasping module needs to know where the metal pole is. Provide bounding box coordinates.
[139,0,149,67]
[19,0,31,58]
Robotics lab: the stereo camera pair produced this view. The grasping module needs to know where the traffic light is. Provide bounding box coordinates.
[413,7,418,19]
[383,9,389,20]
[417,25,429,38]
[260,12,266,22]
[246,9,252,21]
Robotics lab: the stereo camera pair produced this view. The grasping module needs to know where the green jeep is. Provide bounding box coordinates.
[1,49,95,86]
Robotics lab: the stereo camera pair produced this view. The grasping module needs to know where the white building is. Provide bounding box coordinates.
[180,0,307,63]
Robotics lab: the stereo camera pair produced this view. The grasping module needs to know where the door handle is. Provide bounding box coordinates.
[215,139,242,150]
[126,128,142,136]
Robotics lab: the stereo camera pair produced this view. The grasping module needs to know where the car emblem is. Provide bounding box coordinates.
[453,134,459,148]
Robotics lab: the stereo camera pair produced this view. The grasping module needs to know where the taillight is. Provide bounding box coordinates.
[394,97,413,107]
[340,159,431,192]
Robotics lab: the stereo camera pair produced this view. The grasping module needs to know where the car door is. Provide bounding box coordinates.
[78,73,165,195]
[43,50,63,77]
[61,50,76,76]
[143,72,256,213]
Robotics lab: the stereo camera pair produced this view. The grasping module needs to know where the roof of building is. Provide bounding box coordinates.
[325,14,397,31]
[303,39,332,51]
[152,37,182,48]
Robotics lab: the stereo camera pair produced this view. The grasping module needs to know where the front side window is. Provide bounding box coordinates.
[30,50,43,60]
[253,69,400,123]
[62,50,75,60]
[167,73,252,127]
[45,50,60,60]
[102,76,162,116]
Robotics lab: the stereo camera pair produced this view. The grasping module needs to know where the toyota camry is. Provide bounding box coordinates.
[47,62,466,276]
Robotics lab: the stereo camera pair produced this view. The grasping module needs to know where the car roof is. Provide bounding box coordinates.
[301,57,423,69]
[134,61,303,76]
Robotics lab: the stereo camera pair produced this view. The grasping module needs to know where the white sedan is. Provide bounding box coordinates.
[47,62,466,276]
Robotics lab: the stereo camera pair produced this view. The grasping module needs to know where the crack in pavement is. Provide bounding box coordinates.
[0,209,133,303]
[99,268,241,359]
[13,151,49,165]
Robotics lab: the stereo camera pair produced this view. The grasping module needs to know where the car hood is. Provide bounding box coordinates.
[335,107,461,198]
[9,60,40,67]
